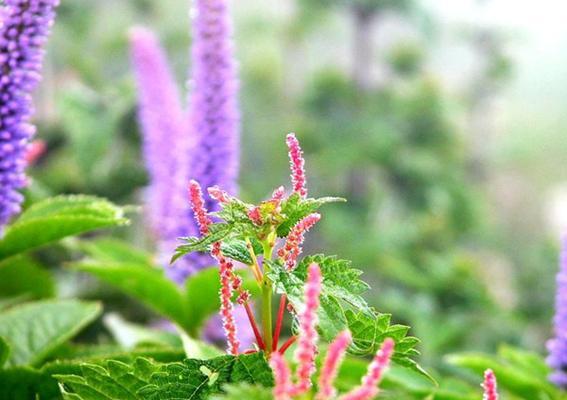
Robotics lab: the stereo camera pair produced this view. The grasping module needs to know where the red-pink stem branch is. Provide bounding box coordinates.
[272,295,287,351]
[279,335,297,354]
[244,301,266,350]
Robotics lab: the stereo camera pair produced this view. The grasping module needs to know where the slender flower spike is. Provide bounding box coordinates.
[339,338,395,400]
[548,238,567,388]
[208,185,231,204]
[130,27,204,282]
[290,263,322,396]
[189,0,240,205]
[270,351,293,400]
[316,330,352,400]
[286,133,307,198]
[188,180,212,236]
[278,213,321,271]
[0,0,59,230]
[482,369,499,400]
[211,242,240,355]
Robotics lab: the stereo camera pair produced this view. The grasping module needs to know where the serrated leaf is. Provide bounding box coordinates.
[276,194,346,237]
[0,300,101,367]
[55,353,273,400]
[267,255,373,341]
[0,195,128,260]
[172,224,232,263]
[71,261,190,332]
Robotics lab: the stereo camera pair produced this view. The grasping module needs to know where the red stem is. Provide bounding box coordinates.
[244,301,266,350]
[279,335,297,354]
[272,295,287,351]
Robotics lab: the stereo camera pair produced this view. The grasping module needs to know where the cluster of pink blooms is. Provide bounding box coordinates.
[278,213,321,271]
[286,133,308,198]
[270,263,396,400]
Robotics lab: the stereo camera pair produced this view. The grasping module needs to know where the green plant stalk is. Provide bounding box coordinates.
[261,232,276,356]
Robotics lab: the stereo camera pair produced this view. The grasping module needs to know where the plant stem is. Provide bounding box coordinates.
[243,301,265,350]
[261,232,275,356]
[273,294,287,351]
[279,335,297,354]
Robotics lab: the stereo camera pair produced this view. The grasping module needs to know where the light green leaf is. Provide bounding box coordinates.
[276,194,345,237]
[0,255,56,299]
[184,267,222,336]
[0,195,128,260]
[103,313,182,349]
[210,383,273,400]
[0,300,101,367]
[78,238,152,266]
[71,261,190,332]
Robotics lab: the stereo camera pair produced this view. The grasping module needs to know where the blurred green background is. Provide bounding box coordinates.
[25,0,567,373]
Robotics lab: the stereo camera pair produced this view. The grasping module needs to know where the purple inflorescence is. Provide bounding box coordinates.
[130,0,240,283]
[0,0,59,230]
[188,0,240,205]
[548,239,567,389]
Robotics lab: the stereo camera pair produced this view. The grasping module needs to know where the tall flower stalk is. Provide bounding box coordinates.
[0,0,59,230]
[130,0,239,282]
[547,239,567,388]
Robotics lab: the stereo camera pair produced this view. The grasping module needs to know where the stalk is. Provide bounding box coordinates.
[261,232,276,356]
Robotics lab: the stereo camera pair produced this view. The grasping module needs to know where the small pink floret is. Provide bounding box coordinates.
[208,185,231,204]
[278,213,321,271]
[188,180,212,236]
[290,263,322,396]
[339,338,395,400]
[482,369,499,400]
[286,133,307,198]
[316,330,352,400]
[270,351,293,400]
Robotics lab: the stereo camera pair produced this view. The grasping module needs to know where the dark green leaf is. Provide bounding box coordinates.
[0,195,128,260]
[0,300,101,367]
[55,353,274,400]
[0,366,61,400]
[0,336,10,368]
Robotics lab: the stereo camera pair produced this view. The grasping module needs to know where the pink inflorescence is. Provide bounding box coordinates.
[290,263,322,396]
[278,213,321,271]
[208,186,231,204]
[211,242,240,355]
[270,351,293,400]
[316,330,352,400]
[188,180,212,236]
[482,369,499,400]
[247,206,263,226]
[339,338,395,400]
[286,133,308,198]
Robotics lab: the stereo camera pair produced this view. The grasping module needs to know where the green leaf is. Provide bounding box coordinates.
[55,353,274,400]
[0,300,101,367]
[184,267,222,336]
[210,383,273,400]
[172,224,232,263]
[71,261,190,332]
[0,195,128,260]
[0,255,56,299]
[0,336,10,368]
[276,194,345,237]
[0,366,61,400]
[103,313,182,349]
[267,256,430,382]
[78,238,153,266]
[446,349,560,399]
[267,255,372,341]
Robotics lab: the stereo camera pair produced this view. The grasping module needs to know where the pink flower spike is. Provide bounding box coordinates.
[290,263,322,396]
[208,186,231,204]
[270,351,292,400]
[316,330,353,400]
[482,369,499,400]
[25,140,46,165]
[188,180,212,236]
[212,242,240,355]
[271,186,286,206]
[286,133,307,198]
[278,213,321,271]
[339,338,395,400]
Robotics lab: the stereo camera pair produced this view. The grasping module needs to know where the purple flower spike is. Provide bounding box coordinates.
[130,27,210,281]
[548,238,567,389]
[0,0,59,230]
[188,0,240,205]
